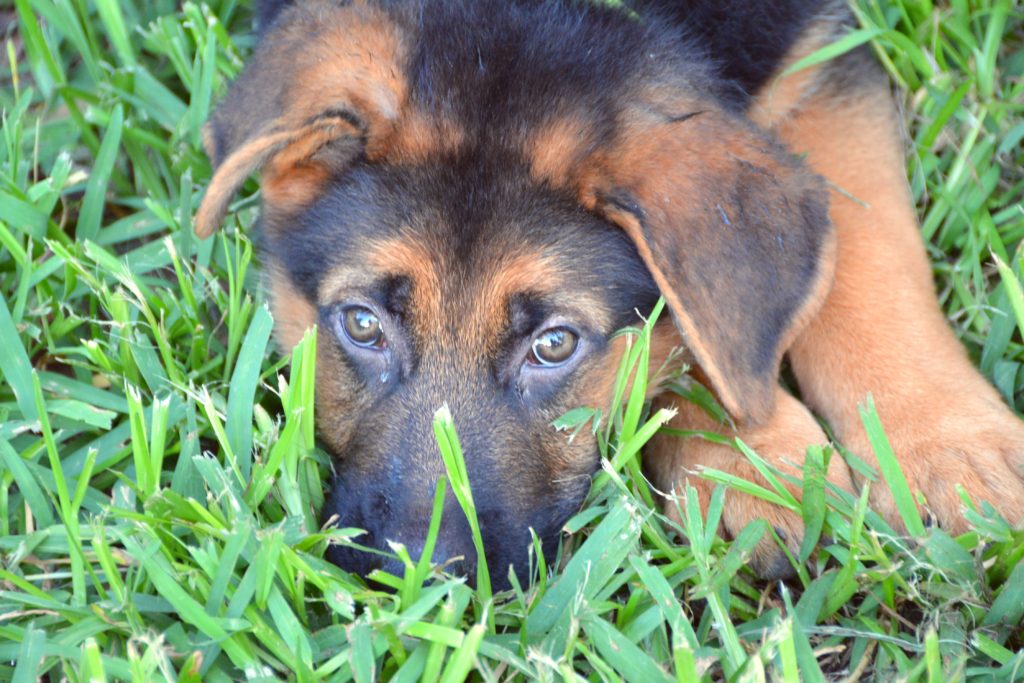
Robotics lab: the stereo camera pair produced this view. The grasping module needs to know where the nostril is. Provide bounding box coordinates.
[417,541,476,579]
[370,492,390,518]
[439,554,475,578]
[375,542,477,584]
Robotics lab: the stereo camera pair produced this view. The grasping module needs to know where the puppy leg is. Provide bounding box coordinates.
[774,69,1024,532]
[646,386,853,578]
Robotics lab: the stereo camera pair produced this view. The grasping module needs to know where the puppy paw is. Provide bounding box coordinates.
[857,407,1024,534]
[668,478,808,580]
[646,389,853,578]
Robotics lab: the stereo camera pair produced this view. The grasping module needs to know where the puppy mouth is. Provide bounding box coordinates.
[320,458,592,590]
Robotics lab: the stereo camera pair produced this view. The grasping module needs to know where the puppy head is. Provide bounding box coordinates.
[264,161,662,585]
[197,1,834,585]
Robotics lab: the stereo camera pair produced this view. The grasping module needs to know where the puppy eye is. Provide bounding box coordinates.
[528,327,579,367]
[341,306,386,348]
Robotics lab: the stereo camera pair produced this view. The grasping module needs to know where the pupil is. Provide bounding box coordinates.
[346,307,381,345]
[355,310,374,330]
[544,330,564,349]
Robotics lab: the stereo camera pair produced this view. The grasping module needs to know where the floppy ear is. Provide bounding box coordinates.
[577,107,835,424]
[195,0,409,238]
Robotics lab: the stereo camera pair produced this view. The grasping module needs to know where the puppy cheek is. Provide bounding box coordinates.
[548,428,601,485]
[266,263,317,353]
[314,342,368,458]
[538,361,617,490]
[264,265,363,456]
[538,336,661,493]
[575,342,629,415]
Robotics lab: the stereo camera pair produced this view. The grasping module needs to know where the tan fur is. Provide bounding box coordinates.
[265,259,318,351]
[469,252,603,363]
[526,114,595,187]
[777,83,1024,531]
[469,254,562,348]
[748,18,837,129]
[385,109,465,163]
[483,253,562,306]
[365,237,444,323]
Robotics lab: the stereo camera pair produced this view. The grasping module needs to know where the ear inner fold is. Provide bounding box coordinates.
[194,116,362,238]
[194,0,409,237]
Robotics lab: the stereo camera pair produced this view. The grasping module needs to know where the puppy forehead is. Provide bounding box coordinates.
[280,155,654,340]
[309,221,629,360]
[318,232,577,314]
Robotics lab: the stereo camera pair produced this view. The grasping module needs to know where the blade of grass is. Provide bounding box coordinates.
[77,105,124,241]
[0,295,39,423]
[12,623,46,683]
[226,304,273,480]
[859,396,926,536]
[432,406,493,628]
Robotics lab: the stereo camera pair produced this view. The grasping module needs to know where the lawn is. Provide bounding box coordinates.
[1,0,1023,680]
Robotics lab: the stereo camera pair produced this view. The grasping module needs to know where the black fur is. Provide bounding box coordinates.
[255,0,294,34]
[628,0,824,99]
[255,0,839,108]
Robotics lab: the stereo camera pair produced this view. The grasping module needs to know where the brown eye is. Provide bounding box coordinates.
[528,327,579,367]
[342,306,385,348]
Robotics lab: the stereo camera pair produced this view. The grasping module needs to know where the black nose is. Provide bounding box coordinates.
[326,525,483,586]
[323,479,488,581]
[377,541,477,582]
[322,469,567,593]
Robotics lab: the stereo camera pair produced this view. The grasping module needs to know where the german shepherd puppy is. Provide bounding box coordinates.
[196,0,1024,583]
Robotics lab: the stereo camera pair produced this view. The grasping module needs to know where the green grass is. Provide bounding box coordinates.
[1,0,1023,679]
